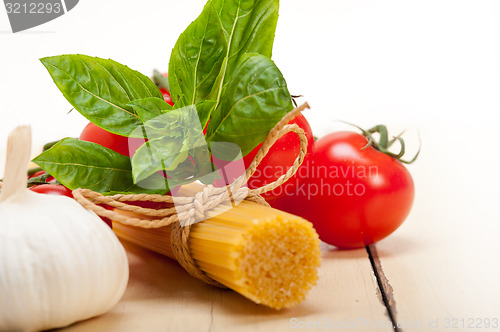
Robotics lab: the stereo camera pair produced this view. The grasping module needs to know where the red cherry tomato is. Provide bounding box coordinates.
[79,122,144,157]
[28,170,56,183]
[244,113,314,201]
[29,184,74,198]
[97,213,113,229]
[29,184,113,228]
[212,113,314,201]
[153,71,174,106]
[160,88,174,106]
[271,131,415,249]
[122,200,170,209]
[28,170,46,179]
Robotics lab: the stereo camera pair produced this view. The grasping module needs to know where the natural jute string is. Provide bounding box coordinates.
[70,102,310,287]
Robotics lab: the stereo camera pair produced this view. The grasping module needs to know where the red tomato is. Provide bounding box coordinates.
[29,184,74,198]
[212,113,314,201]
[28,170,56,183]
[122,200,170,209]
[79,122,144,157]
[153,71,174,106]
[29,184,113,228]
[28,170,46,179]
[271,131,415,249]
[160,88,174,106]
[244,113,314,201]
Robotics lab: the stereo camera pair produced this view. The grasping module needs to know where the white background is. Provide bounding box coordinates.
[1,1,499,148]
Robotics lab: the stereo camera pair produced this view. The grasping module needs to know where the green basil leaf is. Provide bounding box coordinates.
[131,106,212,184]
[131,136,188,183]
[206,53,293,156]
[32,138,168,194]
[172,96,216,129]
[168,0,279,107]
[172,94,188,109]
[127,97,172,123]
[40,54,163,136]
[131,105,189,140]
[168,2,226,105]
[195,99,217,129]
[212,0,279,82]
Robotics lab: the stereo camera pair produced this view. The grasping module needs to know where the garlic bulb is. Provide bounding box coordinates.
[0,126,129,332]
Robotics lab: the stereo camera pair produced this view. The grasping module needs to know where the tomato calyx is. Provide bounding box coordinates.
[348,123,421,164]
[28,172,57,186]
[290,94,303,107]
[27,167,57,186]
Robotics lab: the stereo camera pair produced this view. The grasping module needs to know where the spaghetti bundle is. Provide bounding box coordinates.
[113,196,321,309]
[73,104,322,309]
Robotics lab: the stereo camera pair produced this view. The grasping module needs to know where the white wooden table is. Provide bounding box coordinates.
[56,125,500,332]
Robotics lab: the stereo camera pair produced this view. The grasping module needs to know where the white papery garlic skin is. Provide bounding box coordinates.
[0,126,129,332]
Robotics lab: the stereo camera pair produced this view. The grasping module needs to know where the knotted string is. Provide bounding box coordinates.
[72,102,310,287]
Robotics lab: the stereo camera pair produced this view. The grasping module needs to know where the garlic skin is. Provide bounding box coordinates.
[0,126,129,331]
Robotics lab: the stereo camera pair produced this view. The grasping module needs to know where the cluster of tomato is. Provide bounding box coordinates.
[30,73,415,249]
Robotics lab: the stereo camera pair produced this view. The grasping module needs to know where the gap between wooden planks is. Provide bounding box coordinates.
[365,125,500,332]
[367,245,400,332]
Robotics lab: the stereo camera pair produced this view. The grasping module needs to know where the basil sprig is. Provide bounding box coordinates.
[36,0,293,194]
[169,0,292,156]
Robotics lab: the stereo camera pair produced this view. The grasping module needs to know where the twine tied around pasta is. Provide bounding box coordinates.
[72,102,310,287]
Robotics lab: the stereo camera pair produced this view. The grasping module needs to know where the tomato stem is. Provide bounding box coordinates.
[43,140,61,151]
[340,121,421,164]
[27,173,59,187]
[291,94,303,108]
[27,167,43,176]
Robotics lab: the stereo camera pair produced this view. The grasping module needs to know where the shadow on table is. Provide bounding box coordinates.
[123,240,321,321]
[55,238,386,331]
[369,235,421,258]
[122,240,214,300]
[320,235,420,259]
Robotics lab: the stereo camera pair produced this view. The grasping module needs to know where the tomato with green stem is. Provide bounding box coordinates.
[271,125,419,249]
[28,169,56,185]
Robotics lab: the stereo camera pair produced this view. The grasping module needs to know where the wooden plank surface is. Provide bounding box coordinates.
[60,242,389,332]
[372,125,500,331]
[25,125,500,332]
